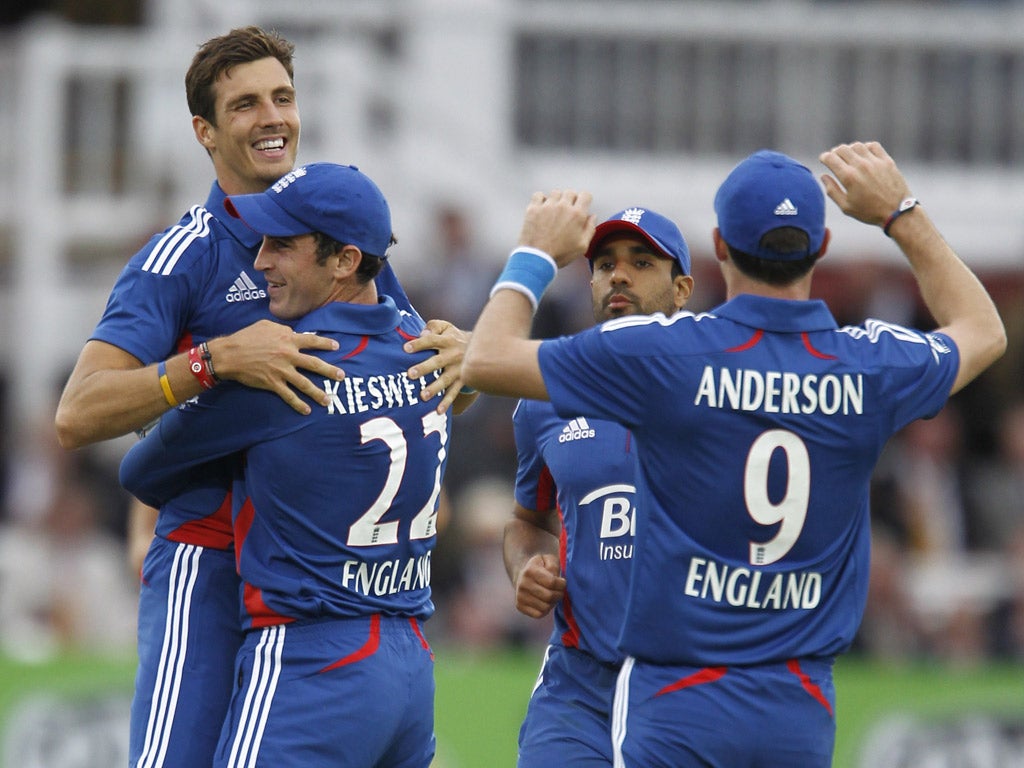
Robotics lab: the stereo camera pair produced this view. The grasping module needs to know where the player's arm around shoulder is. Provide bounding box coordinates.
[818,141,1006,394]
[56,340,174,448]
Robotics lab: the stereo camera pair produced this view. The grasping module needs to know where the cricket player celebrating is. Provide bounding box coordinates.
[506,208,692,766]
[121,163,450,767]
[462,142,1006,766]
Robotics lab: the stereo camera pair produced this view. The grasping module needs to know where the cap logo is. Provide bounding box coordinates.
[773,198,798,216]
[271,166,308,194]
[620,207,646,225]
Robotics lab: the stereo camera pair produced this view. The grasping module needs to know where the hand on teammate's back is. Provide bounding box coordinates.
[208,319,344,414]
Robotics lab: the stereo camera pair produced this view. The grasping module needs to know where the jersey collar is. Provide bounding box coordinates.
[713,294,838,333]
[293,295,404,336]
[207,181,263,249]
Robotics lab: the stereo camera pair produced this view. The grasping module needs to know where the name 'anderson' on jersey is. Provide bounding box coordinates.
[536,294,958,667]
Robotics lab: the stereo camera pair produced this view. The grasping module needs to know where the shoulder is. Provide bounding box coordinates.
[600,309,702,335]
[128,205,237,277]
[836,319,956,363]
[591,311,705,353]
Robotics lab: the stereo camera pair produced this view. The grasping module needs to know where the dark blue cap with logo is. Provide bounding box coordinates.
[584,207,690,275]
[225,162,393,257]
[713,150,826,261]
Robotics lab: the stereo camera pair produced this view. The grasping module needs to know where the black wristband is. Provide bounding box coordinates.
[883,197,920,237]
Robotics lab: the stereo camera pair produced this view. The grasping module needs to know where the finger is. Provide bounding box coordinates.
[866,141,887,159]
[288,371,333,408]
[432,387,458,415]
[404,333,443,355]
[295,352,345,382]
[292,331,339,352]
[417,373,449,401]
[516,600,549,619]
[819,174,846,207]
[407,355,451,382]
[422,318,453,335]
[274,383,313,415]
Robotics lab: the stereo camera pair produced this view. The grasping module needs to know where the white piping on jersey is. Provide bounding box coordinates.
[838,318,923,345]
[838,318,950,363]
[227,625,285,768]
[579,483,636,506]
[136,543,202,768]
[600,309,711,334]
[142,206,213,276]
[611,655,634,768]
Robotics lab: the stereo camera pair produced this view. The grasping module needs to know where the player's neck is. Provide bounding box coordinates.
[327,280,379,307]
[724,271,814,302]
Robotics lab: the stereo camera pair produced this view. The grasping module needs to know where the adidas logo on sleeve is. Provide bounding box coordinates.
[226,271,267,303]
[559,417,596,443]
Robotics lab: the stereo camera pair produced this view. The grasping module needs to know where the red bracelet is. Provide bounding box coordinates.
[187,344,218,389]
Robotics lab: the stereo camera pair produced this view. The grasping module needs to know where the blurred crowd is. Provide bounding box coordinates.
[1,202,1022,668]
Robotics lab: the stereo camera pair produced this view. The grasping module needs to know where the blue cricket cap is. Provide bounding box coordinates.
[584,207,690,275]
[713,150,826,261]
[225,162,393,257]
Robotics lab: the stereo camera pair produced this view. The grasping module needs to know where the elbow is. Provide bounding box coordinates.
[989,323,1009,367]
[54,407,87,450]
[981,312,1009,370]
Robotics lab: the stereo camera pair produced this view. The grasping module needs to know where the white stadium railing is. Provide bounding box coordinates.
[1,0,1023,427]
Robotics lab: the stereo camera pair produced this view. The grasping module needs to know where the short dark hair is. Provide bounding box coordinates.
[185,26,295,124]
[312,233,387,283]
[726,227,820,286]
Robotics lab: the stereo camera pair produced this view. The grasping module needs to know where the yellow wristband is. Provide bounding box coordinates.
[157,360,178,407]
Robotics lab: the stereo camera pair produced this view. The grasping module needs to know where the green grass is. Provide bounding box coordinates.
[833,656,1024,767]
[2,649,1023,767]
[433,647,534,767]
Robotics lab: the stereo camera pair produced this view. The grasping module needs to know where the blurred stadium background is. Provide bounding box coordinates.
[1,0,1023,765]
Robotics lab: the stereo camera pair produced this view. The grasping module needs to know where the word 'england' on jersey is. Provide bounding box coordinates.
[342,551,431,597]
[685,557,821,610]
[322,370,441,415]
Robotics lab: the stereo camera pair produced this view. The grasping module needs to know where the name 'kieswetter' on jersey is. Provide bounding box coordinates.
[120,296,451,630]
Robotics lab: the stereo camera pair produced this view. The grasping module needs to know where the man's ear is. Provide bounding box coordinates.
[192,115,215,151]
[333,245,363,278]
[817,229,831,261]
[673,274,695,309]
[712,227,729,263]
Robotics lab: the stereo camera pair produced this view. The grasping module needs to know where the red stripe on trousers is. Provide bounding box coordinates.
[786,659,834,716]
[319,614,381,673]
[654,666,728,697]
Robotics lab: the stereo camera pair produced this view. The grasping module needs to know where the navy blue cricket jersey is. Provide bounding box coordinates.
[94,182,267,547]
[120,296,450,628]
[513,399,636,665]
[538,294,959,666]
